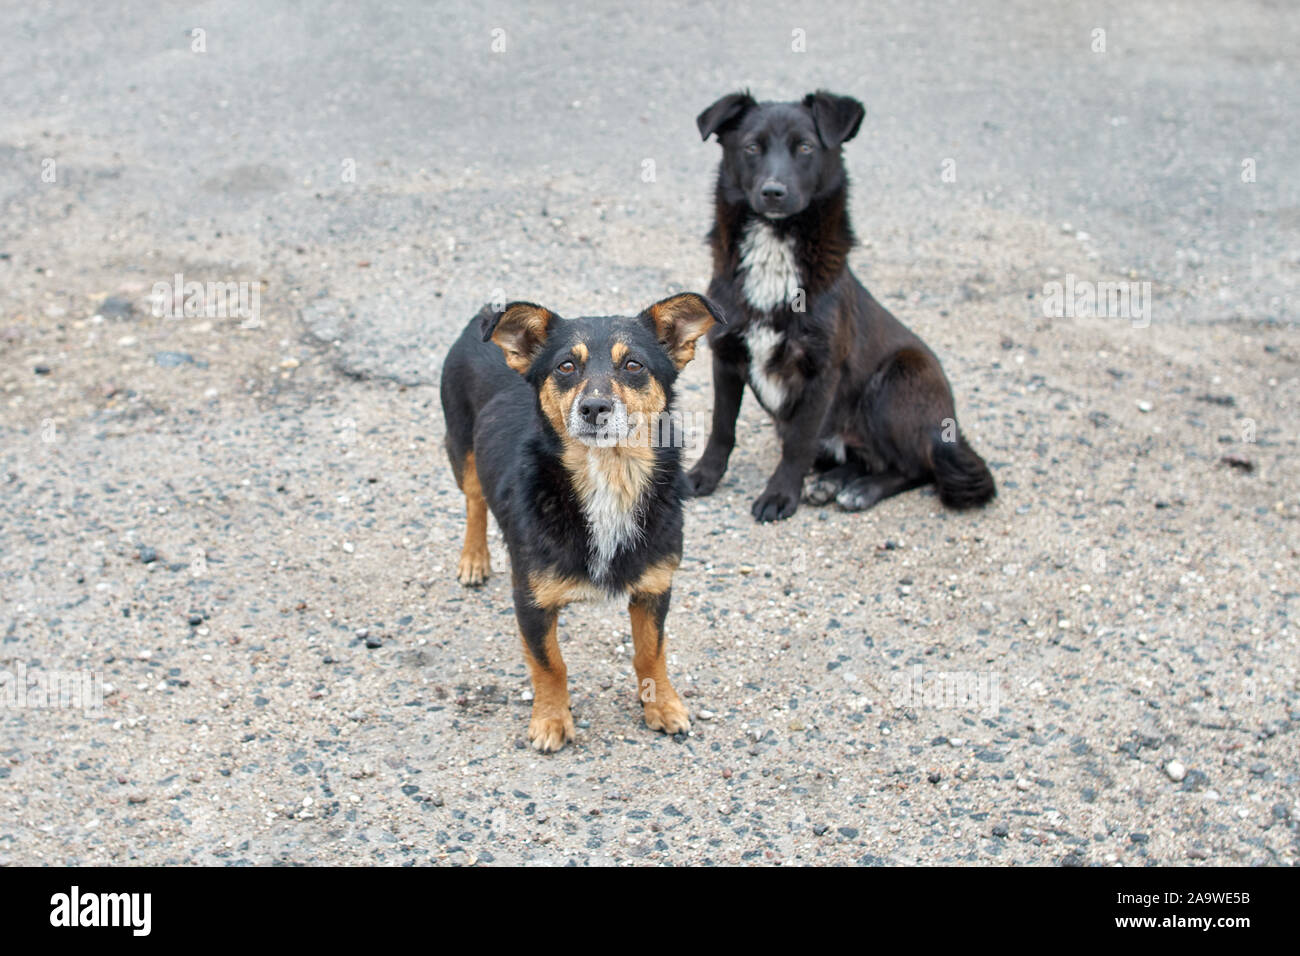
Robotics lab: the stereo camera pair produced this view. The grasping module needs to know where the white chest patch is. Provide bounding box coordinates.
[744,323,787,413]
[575,449,647,580]
[738,221,802,313]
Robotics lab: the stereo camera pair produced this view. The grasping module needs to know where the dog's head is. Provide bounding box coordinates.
[697,90,865,219]
[480,293,724,449]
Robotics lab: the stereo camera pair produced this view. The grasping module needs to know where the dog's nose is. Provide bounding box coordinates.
[761,180,787,201]
[579,395,614,426]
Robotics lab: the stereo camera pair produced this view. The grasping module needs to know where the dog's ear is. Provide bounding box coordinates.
[803,90,865,148]
[480,301,559,374]
[641,293,726,370]
[697,91,757,141]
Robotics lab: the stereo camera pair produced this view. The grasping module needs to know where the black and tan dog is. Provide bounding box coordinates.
[440,293,723,752]
[686,90,996,522]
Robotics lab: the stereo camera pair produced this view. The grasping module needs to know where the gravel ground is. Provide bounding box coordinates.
[1,1,1297,866]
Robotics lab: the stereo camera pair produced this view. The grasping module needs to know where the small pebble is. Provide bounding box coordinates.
[100,295,135,318]
[154,351,195,368]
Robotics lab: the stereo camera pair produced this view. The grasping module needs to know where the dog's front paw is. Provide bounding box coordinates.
[528,708,575,753]
[643,696,691,735]
[752,488,799,522]
[457,549,491,586]
[685,460,724,497]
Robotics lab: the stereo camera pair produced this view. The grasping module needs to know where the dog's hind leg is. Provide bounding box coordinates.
[835,469,927,512]
[456,450,492,586]
[803,459,866,506]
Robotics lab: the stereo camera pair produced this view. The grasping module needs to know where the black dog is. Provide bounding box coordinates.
[440,293,723,752]
[686,90,996,522]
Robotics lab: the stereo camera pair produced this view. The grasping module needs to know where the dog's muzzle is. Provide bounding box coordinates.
[568,392,630,446]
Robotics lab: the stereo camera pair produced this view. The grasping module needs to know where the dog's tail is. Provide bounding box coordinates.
[931,429,996,509]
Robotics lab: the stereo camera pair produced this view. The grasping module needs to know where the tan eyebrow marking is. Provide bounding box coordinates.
[612,342,629,365]
[572,342,588,363]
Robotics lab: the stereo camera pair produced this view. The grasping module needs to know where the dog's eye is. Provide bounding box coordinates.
[744,142,761,155]
[797,141,815,155]
[624,359,643,373]
[556,360,576,375]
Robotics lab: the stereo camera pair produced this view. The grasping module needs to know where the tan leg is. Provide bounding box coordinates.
[520,610,575,752]
[457,451,491,586]
[630,589,690,734]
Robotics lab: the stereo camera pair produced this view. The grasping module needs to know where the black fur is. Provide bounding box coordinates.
[687,89,996,520]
